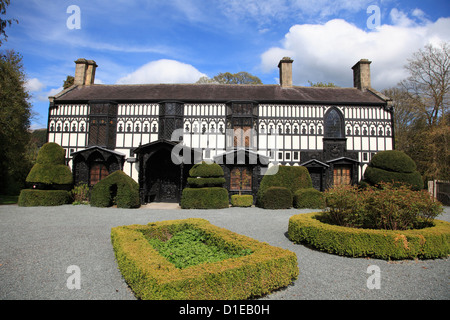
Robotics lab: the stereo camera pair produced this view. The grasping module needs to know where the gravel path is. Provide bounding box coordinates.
[0,204,448,300]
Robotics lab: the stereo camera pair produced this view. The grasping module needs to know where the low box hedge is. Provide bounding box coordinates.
[231,194,253,207]
[111,218,299,300]
[288,213,450,260]
[18,189,71,207]
[181,187,229,209]
[259,187,292,209]
[293,188,325,209]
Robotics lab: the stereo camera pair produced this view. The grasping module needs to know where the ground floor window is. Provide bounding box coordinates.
[230,167,252,191]
[90,163,109,185]
[333,165,351,186]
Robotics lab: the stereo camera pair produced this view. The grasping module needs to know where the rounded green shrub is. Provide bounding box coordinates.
[187,177,226,187]
[18,189,71,207]
[370,150,417,173]
[363,150,423,190]
[26,142,73,187]
[231,194,253,207]
[90,170,140,208]
[181,187,229,209]
[259,187,292,209]
[293,188,325,209]
[257,165,312,207]
[189,161,224,178]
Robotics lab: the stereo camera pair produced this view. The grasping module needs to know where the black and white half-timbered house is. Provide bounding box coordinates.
[47,57,394,204]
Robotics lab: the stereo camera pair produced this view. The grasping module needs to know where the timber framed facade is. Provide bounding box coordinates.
[47,57,394,204]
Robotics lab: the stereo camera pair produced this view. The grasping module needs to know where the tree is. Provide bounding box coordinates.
[196,71,262,84]
[0,0,18,46]
[308,80,337,87]
[384,42,450,181]
[0,50,33,194]
[63,75,74,89]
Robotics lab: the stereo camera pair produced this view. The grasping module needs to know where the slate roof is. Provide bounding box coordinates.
[52,83,388,105]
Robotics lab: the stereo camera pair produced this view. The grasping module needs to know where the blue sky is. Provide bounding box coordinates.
[2,0,450,129]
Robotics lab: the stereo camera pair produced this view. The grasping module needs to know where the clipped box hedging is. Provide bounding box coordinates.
[181,187,229,209]
[293,188,325,209]
[259,187,292,209]
[18,189,71,207]
[231,194,253,207]
[111,218,299,300]
[288,213,450,260]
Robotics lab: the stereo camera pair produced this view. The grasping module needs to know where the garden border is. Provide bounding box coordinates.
[288,213,450,260]
[111,218,298,300]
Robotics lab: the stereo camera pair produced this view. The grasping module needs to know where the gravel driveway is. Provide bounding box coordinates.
[0,204,448,301]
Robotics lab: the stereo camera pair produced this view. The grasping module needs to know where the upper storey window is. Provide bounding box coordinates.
[226,102,258,148]
[324,107,344,138]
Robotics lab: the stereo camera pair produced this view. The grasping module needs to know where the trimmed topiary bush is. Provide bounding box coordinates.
[181,187,229,209]
[231,194,253,207]
[25,142,73,188]
[19,143,73,207]
[259,187,292,209]
[90,170,140,208]
[181,161,228,209]
[288,212,450,260]
[257,165,312,208]
[111,218,299,299]
[18,189,71,207]
[294,188,325,209]
[363,150,423,190]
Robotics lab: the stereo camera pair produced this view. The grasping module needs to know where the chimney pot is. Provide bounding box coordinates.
[278,57,293,87]
[352,59,371,91]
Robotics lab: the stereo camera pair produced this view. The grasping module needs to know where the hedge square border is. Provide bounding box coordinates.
[111,218,299,300]
[288,213,450,260]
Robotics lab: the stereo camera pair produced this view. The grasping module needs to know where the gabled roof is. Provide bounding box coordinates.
[52,83,388,105]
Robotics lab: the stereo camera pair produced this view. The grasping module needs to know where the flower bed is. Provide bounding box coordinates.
[111,218,299,299]
[288,212,450,260]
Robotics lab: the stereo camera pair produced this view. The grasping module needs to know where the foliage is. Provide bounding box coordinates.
[189,161,224,178]
[323,183,443,230]
[385,42,450,181]
[308,80,337,87]
[18,189,71,207]
[293,188,325,209]
[90,170,140,208]
[257,165,312,207]
[259,187,292,209]
[147,228,252,269]
[182,161,228,209]
[288,212,450,260]
[181,187,229,209]
[0,0,18,46]
[111,218,299,299]
[230,194,253,207]
[196,71,262,85]
[0,50,33,194]
[63,75,74,89]
[25,142,73,186]
[71,183,89,205]
[363,150,423,190]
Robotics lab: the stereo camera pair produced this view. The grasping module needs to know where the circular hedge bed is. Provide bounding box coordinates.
[288,213,450,260]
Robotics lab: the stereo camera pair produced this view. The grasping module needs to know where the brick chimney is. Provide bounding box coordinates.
[74,58,97,86]
[352,59,371,91]
[278,57,293,87]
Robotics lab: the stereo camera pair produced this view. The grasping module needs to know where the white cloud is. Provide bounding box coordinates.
[25,78,45,92]
[259,15,450,89]
[116,59,207,84]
